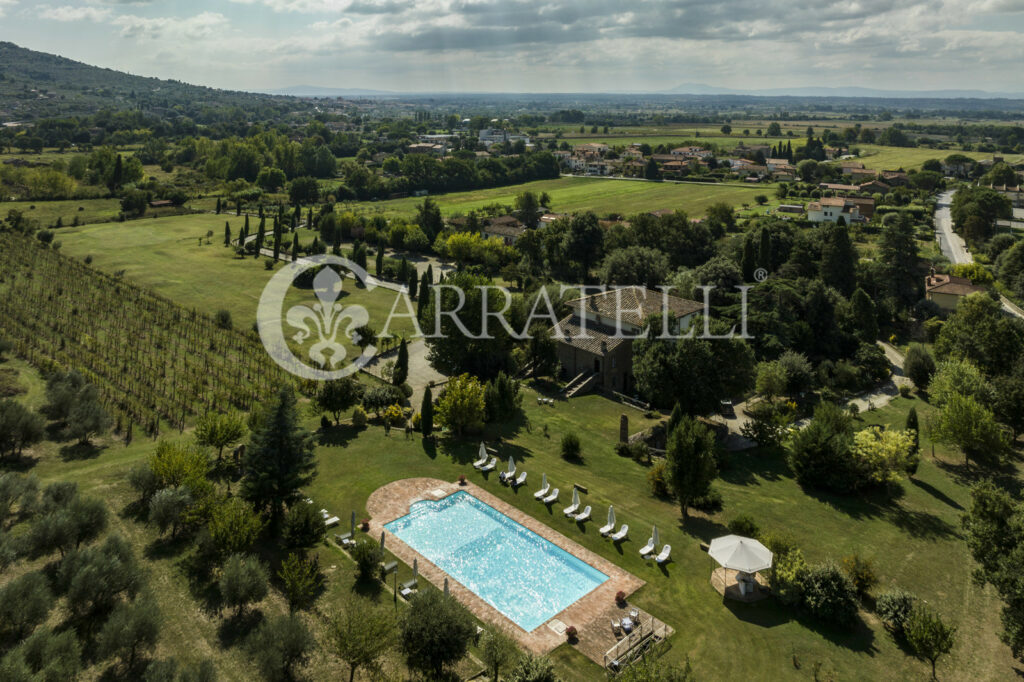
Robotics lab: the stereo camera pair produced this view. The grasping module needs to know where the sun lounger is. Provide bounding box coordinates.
[563,501,579,517]
[610,524,628,542]
[382,560,398,574]
[574,506,592,522]
[542,488,559,504]
[472,453,489,469]
[324,516,340,527]
[599,520,615,536]
[534,481,550,500]
[512,471,527,488]
[639,537,655,556]
[334,532,354,548]
[480,457,497,472]
[655,545,672,564]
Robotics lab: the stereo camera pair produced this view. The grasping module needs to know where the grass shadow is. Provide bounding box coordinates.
[144,533,193,561]
[718,448,789,486]
[318,424,363,448]
[59,441,104,461]
[217,609,265,649]
[908,477,963,511]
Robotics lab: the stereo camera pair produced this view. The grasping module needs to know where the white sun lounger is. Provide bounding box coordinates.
[512,471,527,488]
[655,545,672,564]
[472,454,489,469]
[639,536,655,556]
[563,501,579,517]
[599,521,615,536]
[480,457,497,472]
[574,506,592,522]
[324,516,340,528]
[534,483,550,499]
[610,524,629,542]
[542,488,559,504]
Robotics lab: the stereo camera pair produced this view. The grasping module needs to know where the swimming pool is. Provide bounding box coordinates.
[384,491,609,631]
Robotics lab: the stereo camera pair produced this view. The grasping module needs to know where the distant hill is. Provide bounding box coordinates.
[665,82,1024,100]
[263,85,396,98]
[0,41,309,121]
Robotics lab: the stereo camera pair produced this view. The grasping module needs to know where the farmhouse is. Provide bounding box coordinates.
[925,273,986,312]
[989,184,1024,208]
[858,179,891,194]
[483,215,525,244]
[555,288,703,395]
[805,197,864,224]
[818,182,860,192]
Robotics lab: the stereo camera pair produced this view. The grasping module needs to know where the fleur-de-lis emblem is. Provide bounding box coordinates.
[285,267,368,369]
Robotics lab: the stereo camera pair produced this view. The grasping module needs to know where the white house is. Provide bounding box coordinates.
[805,197,862,224]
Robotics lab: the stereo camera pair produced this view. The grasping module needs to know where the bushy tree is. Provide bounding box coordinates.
[905,605,956,680]
[7,627,82,681]
[97,597,161,672]
[930,392,1008,467]
[247,614,314,682]
[0,571,52,641]
[928,358,994,408]
[903,344,935,390]
[484,372,523,423]
[436,373,486,436]
[57,534,142,625]
[281,502,326,550]
[242,386,317,524]
[0,399,45,461]
[149,486,193,538]
[313,378,364,425]
[277,552,323,611]
[666,416,717,522]
[326,593,398,682]
[787,402,855,492]
[801,561,859,628]
[560,432,581,461]
[219,553,268,617]
[481,628,519,682]
[207,496,265,555]
[506,653,560,682]
[64,383,112,444]
[400,590,476,678]
[195,411,246,462]
[877,588,917,638]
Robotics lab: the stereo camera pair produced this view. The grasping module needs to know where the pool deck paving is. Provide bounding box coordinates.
[366,477,647,662]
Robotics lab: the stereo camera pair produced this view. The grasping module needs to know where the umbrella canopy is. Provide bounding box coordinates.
[709,535,773,574]
[651,525,659,547]
[412,558,418,580]
[478,442,487,460]
[571,488,580,507]
[443,577,449,597]
[607,506,616,528]
[380,530,386,551]
[350,510,356,535]
[507,457,516,475]
[541,473,547,490]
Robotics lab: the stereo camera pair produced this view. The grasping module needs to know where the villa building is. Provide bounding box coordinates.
[925,273,986,312]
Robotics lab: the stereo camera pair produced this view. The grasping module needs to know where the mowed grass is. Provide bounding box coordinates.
[56,214,418,359]
[2,198,122,227]
[339,177,771,220]
[853,145,1024,170]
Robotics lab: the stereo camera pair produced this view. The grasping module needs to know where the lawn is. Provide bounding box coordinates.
[853,145,1024,170]
[335,177,772,221]
[1,197,122,227]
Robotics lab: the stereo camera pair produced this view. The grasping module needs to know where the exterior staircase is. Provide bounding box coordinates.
[564,371,597,398]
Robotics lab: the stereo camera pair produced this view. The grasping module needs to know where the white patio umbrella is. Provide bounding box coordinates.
[540,473,548,490]
[478,442,487,461]
[506,457,516,477]
[571,487,580,508]
[443,577,449,596]
[380,530,386,551]
[606,506,616,529]
[350,510,356,536]
[412,558,418,581]
[708,535,773,574]
[651,525,659,547]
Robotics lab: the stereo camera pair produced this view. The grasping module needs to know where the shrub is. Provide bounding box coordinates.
[647,460,671,498]
[246,614,314,682]
[219,553,269,616]
[877,588,917,637]
[214,309,233,330]
[787,402,856,493]
[382,403,405,426]
[727,514,760,538]
[691,487,723,512]
[615,590,627,606]
[565,625,577,641]
[560,432,581,461]
[351,406,367,427]
[841,553,878,598]
[801,561,859,628]
[351,538,384,581]
[903,344,935,390]
[400,590,476,678]
[277,553,323,611]
[281,502,326,550]
[769,547,808,606]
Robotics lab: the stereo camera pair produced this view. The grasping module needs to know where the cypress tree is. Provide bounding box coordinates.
[906,407,919,454]
[244,214,250,238]
[237,227,245,247]
[291,233,299,263]
[667,401,684,435]
[255,217,266,258]
[394,339,409,386]
[820,225,857,297]
[757,226,773,271]
[307,207,313,228]
[273,219,282,261]
[420,386,434,438]
[259,204,264,218]
[417,271,430,321]
[741,236,756,282]
[850,288,879,342]
[240,386,317,525]
[375,246,384,277]
[408,270,418,300]
[216,197,222,214]
[224,222,231,247]
[426,264,434,285]
[236,199,241,216]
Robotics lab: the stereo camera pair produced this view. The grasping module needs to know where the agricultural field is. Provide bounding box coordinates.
[332,176,773,221]
[853,145,1024,170]
[0,197,122,227]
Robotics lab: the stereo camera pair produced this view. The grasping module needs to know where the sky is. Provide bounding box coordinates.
[2,0,1024,94]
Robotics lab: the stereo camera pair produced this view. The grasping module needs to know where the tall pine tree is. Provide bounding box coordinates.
[820,225,857,297]
[667,416,717,523]
[420,386,434,438]
[394,339,409,386]
[224,222,231,247]
[241,386,317,525]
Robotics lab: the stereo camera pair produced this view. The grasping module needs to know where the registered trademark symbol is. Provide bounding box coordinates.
[754,268,769,282]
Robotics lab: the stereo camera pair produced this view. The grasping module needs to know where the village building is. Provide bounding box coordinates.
[805,196,865,224]
[482,215,525,245]
[925,272,987,312]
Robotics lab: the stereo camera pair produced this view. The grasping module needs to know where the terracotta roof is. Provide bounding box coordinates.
[925,274,986,297]
[819,183,860,191]
[555,315,627,355]
[565,287,703,328]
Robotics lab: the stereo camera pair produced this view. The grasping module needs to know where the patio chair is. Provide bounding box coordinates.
[655,545,672,564]
[512,471,527,488]
[382,560,398,574]
[639,536,655,556]
[611,619,622,635]
[542,488,559,504]
[472,452,489,469]
[334,532,354,548]
[629,608,640,620]
[610,524,629,542]
[563,501,580,517]
[480,457,497,472]
[533,479,550,500]
[599,519,615,536]
[574,506,592,522]
[324,515,340,527]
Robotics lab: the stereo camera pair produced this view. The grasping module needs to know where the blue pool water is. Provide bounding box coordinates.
[384,491,608,631]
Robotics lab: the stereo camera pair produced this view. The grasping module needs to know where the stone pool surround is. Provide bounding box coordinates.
[366,477,645,657]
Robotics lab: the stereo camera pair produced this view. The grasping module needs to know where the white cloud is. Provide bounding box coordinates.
[0,0,17,19]
[112,11,229,41]
[40,5,112,21]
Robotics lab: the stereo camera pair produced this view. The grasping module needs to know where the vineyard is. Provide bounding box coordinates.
[0,233,296,438]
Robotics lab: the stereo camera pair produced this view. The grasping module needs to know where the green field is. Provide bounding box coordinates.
[854,145,1024,170]
[56,214,418,357]
[336,177,772,221]
[1,197,122,227]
